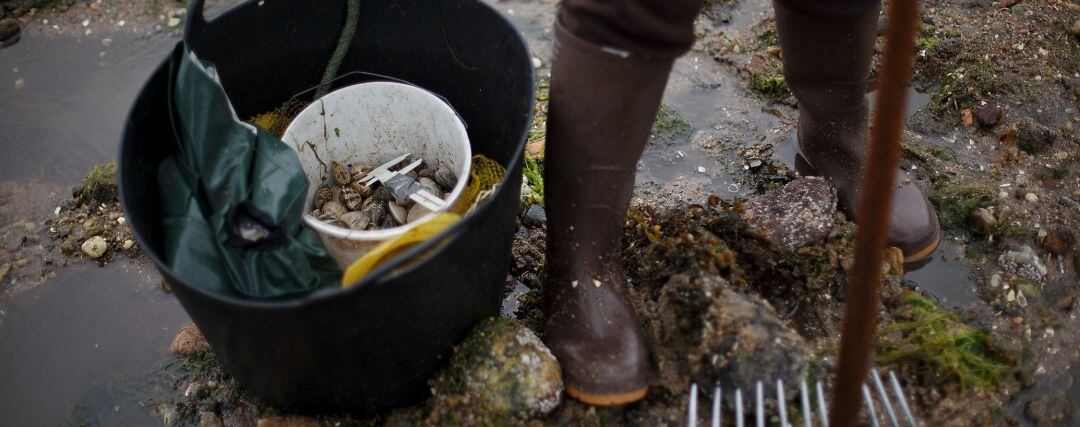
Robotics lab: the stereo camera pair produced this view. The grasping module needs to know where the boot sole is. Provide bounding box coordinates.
[566,386,648,406]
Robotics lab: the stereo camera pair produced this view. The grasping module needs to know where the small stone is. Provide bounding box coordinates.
[974,104,1002,128]
[1015,117,1058,154]
[81,236,108,258]
[523,204,546,228]
[531,57,542,69]
[884,247,904,276]
[122,239,134,250]
[1057,295,1074,311]
[765,46,781,57]
[1024,393,1074,426]
[167,17,181,27]
[742,177,837,251]
[1041,228,1074,255]
[525,138,545,160]
[169,323,209,356]
[960,108,974,126]
[60,236,80,255]
[970,207,997,235]
[1012,316,1023,326]
[13,78,23,90]
[1025,192,1038,203]
[199,411,224,427]
[1072,19,1080,37]
[0,18,20,42]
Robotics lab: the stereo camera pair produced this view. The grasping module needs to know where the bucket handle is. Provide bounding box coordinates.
[182,0,209,45]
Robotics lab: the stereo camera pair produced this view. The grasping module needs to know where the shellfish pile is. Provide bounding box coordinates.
[310,159,457,230]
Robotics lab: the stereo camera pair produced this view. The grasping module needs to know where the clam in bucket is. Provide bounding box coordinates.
[282,82,472,269]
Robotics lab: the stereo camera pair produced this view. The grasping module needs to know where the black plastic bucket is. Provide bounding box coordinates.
[119,0,533,413]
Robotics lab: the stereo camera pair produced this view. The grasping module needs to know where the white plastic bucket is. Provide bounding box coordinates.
[282,82,471,269]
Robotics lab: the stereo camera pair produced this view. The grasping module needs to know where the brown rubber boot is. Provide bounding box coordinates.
[774,1,941,261]
[541,20,677,406]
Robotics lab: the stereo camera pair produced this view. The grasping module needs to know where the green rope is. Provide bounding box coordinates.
[316,0,360,99]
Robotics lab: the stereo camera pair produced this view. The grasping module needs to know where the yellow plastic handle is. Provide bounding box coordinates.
[341,212,461,287]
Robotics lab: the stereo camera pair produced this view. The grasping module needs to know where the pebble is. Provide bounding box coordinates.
[81,236,108,258]
[1057,295,1074,311]
[523,204,546,227]
[169,323,209,356]
[970,207,997,235]
[1025,192,1039,203]
[0,18,20,42]
[1015,117,1058,154]
[1041,228,1074,255]
[1072,19,1080,37]
[122,239,135,250]
[974,104,1002,128]
[13,78,24,90]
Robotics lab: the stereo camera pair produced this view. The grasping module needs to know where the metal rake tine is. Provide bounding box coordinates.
[712,386,722,427]
[800,379,812,427]
[735,388,744,427]
[815,381,829,427]
[871,369,900,427]
[862,384,880,427]
[755,381,764,427]
[777,379,788,427]
[888,371,917,426]
[689,383,699,427]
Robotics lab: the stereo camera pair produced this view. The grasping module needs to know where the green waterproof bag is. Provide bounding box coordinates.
[157,44,340,298]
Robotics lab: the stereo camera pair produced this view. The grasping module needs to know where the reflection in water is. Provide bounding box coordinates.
[0,260,189,425]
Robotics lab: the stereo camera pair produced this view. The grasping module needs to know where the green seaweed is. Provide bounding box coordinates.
[877,294,1012,391]
[751,75,790,97]
[523,154,544,205]
[926,175,994,233]
[76,162,118,206]
[652,104,693,139]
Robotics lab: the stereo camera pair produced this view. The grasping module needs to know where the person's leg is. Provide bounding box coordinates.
[774,0,941,261]
[543,0,702,405]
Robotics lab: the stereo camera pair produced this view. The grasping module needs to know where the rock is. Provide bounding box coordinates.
[960,108,974,126]
[525,138,545,160]
[1015,118,1058,154]
[741,177,837,251]
[1041,228,1074,255]
[81,236,108,258]
[122,239,134,250]
[998,246,1048,281]
[1072,19,1080,37]
[199,411,224,427]
[974,104,1002,128]
[655,274,808,389]
[1024,393,1074,426]
[969,207,997,235]
[60,236,80,255]
[169,323,209,356]
[83,216,103,236]
[1025,192,1039,203]
[884,247,904,277]
[0,263,10,282]
[0,18,19,42]
[523,204,546,228]
[428,318,562,423]
[255,416,324,427]
[1056,295,1074,311]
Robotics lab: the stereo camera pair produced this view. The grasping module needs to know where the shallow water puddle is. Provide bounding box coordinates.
[0,259,187,425]
[0,32,176,184]
[904,240,984,310]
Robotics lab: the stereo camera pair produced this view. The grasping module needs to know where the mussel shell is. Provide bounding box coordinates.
[341,186,363,211]
[313,184,332,210]
[321,200,347,219]
[372,185,392,202]
[388,201,408,225]
[350,181,373,198]
[435,165,457,191]
[349,164,371,183]
[331,161,352,186]
[339,210,371,230]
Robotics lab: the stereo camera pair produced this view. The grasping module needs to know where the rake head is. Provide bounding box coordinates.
[686,368,917,427]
